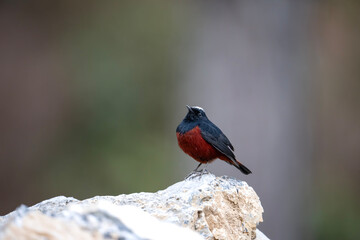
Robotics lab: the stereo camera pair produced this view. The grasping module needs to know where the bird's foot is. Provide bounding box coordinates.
[184,168,210,180]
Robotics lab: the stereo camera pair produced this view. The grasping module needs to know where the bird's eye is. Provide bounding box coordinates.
[198,112,202,116]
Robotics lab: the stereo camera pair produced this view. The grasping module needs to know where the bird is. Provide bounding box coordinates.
[176,105,252,175]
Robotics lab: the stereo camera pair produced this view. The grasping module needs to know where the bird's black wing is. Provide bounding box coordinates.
[199,121,237,163]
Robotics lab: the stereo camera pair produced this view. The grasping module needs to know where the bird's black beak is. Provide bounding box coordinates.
[186,105,194,113]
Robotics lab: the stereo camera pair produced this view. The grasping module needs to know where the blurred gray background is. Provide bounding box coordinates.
[1,1,359,240]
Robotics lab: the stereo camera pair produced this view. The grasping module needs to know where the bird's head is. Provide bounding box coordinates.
[185,105,208,122]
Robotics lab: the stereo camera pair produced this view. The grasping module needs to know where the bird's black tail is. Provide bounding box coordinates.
[235,161,252,175]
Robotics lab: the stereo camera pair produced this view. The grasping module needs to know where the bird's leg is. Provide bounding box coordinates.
[193,163,202,172]
[185,163,203,180]
[185,163,212,180]
[200,163,209,175]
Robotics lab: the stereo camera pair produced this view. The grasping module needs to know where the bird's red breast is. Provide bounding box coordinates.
[176,126,228,163]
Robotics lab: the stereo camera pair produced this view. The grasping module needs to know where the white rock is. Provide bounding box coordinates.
[0,171,269,240]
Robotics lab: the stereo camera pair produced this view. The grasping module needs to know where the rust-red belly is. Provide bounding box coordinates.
[177,126,221,163]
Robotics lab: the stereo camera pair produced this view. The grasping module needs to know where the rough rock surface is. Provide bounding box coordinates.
[0,172,268,240]
[0,203,203,240]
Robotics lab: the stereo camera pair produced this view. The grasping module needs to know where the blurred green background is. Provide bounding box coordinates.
[0,1,359,240]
